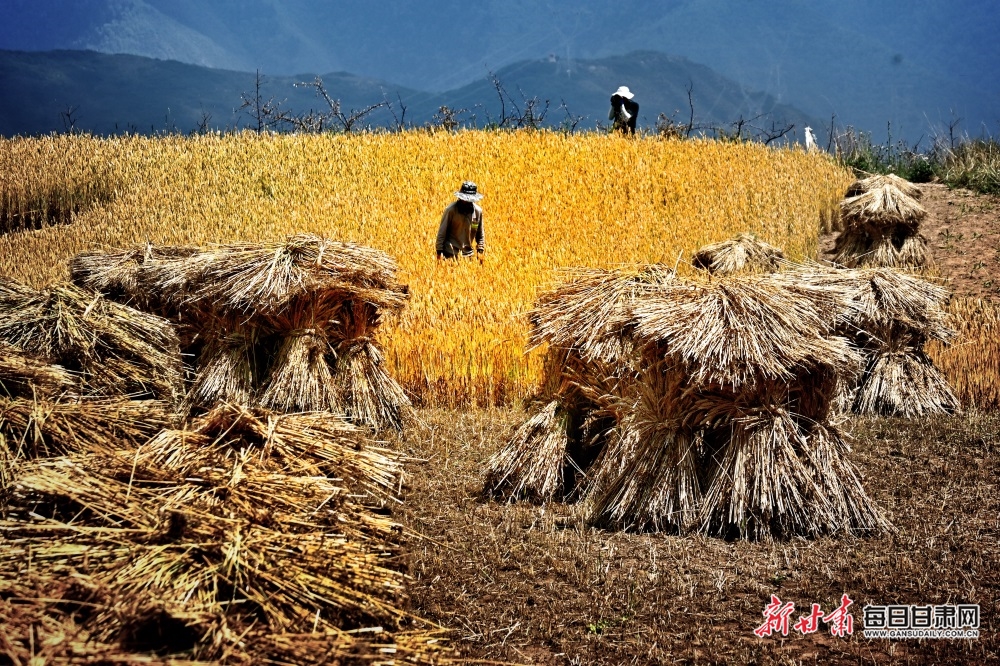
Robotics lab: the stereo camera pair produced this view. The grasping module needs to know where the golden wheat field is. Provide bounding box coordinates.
[1,131,852,405]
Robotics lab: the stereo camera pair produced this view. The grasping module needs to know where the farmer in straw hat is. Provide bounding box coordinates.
[609,85,639,134]
[436,181,486,261]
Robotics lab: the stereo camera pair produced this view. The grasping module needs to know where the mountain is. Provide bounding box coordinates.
[0,49,822,140]
[0,49,422,136]
[2,1,998,140]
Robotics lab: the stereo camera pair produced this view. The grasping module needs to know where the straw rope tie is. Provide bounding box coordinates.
[288,328,321,338]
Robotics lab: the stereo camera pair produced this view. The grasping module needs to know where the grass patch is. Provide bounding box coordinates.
[833,127,1000,195]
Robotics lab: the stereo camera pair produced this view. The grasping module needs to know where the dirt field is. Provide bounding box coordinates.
[393,409,997,665]
[392,183,1000,665]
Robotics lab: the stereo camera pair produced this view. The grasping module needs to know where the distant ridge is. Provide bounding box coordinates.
[2,0,997,140]
[0,49,820,139]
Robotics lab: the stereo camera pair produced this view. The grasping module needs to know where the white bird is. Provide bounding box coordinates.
[804,126,817,151]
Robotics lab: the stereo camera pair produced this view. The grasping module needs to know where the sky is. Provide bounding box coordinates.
[2,0,998,141]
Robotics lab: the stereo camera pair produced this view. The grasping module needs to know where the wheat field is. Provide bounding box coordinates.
[0,131,850,405]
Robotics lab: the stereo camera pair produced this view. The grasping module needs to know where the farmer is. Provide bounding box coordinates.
[609,85,639,134]
[436,181,485,261]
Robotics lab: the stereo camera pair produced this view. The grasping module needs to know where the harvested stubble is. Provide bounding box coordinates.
[0,405,451,664]
[0,595,213,666]
[0,278,184,402]
[252,628,455,666]
[692,232,785,274]
[488,265,891,539]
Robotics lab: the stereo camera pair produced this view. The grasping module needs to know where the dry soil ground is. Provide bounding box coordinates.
[390,183,1000,665]
[820,182,1000,302]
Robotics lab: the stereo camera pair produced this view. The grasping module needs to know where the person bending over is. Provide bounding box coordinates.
[436,181,485,261]
[609,85,639,134]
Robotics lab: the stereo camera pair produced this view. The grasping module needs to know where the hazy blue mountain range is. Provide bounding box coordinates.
[0,49,821,140]
[3,0,998,141]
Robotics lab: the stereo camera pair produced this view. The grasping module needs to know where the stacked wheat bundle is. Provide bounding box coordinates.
[485,265,892,539]
[486,267,671,502]
[1,241,450,662]
[833,174,929,269]
[1,401,452,664]
[0,276,182,493]
[785,264,959,417]
[690,230,959,416]
[71,234,413,431]
[692,233,785,274]
[0,276,184,403]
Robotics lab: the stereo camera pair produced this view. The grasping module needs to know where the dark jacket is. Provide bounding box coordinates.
[609,96,639,134]
[436,201,485,257]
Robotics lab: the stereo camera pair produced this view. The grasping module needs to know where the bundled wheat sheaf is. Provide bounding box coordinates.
[785,263,960,417]
[71,233,414,431]
[0,276,184,403]
[485,258,960,538]
[692,232,785,274]
[833,175,930,269]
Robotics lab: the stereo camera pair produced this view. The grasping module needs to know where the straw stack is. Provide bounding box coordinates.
[71,234,413,431]
[0,277,184,403]
[845,173,923,199]
[833,175,929,269]
[486,267,671,502]
[692,233,785,274]
[781,264,959,417]
[0,405,452,664]
[486,265,892,539]
[0,341,75,399]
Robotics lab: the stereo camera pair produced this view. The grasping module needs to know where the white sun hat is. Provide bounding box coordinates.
[613,86,634,99]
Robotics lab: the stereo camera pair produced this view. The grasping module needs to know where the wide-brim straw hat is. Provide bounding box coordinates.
[613,86,634,100]
[454,181,484,202]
